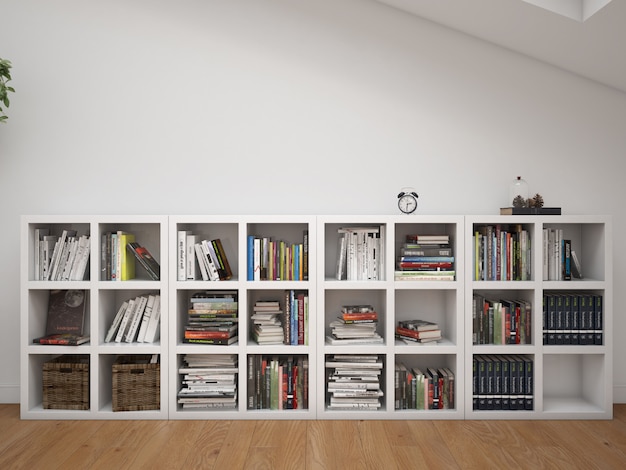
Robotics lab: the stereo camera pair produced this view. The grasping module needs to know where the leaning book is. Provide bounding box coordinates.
[33,289,90,345]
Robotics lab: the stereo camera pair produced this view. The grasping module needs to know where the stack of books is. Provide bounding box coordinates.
[177,354,238,409]
[184,291,238,345]
[325,354,384,410]
[395,319,442,344]
[394,234,455,281]
[327,305,383,345]
[251,300,284,344]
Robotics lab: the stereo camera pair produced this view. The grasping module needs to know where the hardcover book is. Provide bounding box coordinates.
[126,241,160,280]
[33,289,89,345]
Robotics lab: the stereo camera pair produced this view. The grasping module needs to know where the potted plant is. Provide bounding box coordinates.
[0,58,15,123]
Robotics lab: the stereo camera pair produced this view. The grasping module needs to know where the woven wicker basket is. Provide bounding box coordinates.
[43,355,89,410]
[112,355,160,412]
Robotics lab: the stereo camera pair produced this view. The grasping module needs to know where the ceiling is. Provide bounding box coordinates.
[373,0,626,94]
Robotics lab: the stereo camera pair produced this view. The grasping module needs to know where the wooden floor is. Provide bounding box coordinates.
[1,405,626,470]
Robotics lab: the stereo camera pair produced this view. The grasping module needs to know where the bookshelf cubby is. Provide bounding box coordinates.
[21,214,611,420]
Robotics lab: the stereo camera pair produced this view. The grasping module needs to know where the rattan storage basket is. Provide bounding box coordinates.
[112,355,160,412]
[43,355,89,410]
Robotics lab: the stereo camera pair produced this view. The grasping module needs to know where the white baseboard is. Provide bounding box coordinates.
[614,384,626,404]
[0,384,19,404]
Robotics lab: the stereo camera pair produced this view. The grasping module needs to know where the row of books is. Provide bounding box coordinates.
[105,294,161,343]
[335,225,385,281]
[326,354,383,410]
[395,319,442,344]
[101,231,160,281]
[473,224,532,281]
[472,295,532,345]
[35,229,90,281]
[543,228,582,280]
[247,232,309,281]
[327,304,383,345]
[395,234,455,281]
[177,231,233,281]
[178,354,238,409]
[184,291,238,345]
[247,355,309,410]
[394,363,455,410]
[473,354,533,411]
[543,293,602,345]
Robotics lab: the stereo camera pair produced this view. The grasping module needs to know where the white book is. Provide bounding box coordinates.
[115,298,136,343]
[143,295,161,343]
[34,228,49,281]
[136,294,156,343]
[125,295,148,342]
[60,238,79,281]
[70,235,91,281]
[105,301,129,343]
[177,230,187,281]
[253,237,261,281]
[201,240,220,281]
[41,235,58,281]
[186,234,199,280]
[194,243,210,281]
[47,229,76,280]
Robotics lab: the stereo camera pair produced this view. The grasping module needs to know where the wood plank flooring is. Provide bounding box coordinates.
[1,404,625,469]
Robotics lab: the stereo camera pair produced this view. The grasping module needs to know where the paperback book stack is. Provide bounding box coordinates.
[395,319,442,344]
[335,225,385,281]
[395,234,455,281]
[325,354,384,410]
[247,355,309,410]
[35,228,91,281]
[185,291,238,345]
[395,362,455,410]
[327,304,383,345]
[104,294,161,344]
[177,354,238,409]
[251,300,284,345]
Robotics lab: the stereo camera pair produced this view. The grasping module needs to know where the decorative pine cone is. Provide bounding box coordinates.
[512,195,527,208]
[532,193,544,207]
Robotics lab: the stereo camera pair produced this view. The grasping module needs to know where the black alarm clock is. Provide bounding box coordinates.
[397,188,419,214]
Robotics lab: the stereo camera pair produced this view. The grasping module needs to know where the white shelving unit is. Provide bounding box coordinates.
[168,215,316,419]
[20,214,611,420]
[20,215,168,419]
[465,215,612,419]
[316,215,465,419]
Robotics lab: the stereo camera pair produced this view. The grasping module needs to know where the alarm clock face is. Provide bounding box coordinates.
[398,192,418,214]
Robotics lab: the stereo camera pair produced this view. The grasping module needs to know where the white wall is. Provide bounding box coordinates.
[1,0,624,403]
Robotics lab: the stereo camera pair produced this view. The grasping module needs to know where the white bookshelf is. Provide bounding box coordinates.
[464,215,612,419]
[168,215,316,419]
[316,215,465,419]
[20,215,168,419]
[20,215,611,420]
